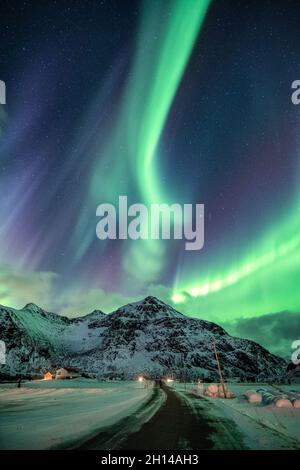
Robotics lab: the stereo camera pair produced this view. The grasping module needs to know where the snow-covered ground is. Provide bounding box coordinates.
[1,379,299,450]
[173,382,300,449]
[0,378,156,450]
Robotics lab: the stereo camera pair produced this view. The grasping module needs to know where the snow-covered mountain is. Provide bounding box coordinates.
[0,296,286,381]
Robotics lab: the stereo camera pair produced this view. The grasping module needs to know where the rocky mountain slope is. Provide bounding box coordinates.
[0,296,286,381]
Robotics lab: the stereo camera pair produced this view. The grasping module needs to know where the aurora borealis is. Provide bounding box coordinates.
[0,0,300,357]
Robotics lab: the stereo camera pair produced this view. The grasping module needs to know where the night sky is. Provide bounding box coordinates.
[0,0,300,357]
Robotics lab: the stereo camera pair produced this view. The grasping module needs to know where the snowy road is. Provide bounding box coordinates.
[120,383,239,450]
[76,383,246,450]
[76,383,300,450]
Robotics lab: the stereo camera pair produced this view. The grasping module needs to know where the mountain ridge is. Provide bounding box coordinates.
[0,297,287,381]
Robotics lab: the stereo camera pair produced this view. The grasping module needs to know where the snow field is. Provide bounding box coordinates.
[0,379,155,449]
[172,382,300,449]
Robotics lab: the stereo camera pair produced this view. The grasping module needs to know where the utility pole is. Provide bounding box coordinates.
[213,342,226,398]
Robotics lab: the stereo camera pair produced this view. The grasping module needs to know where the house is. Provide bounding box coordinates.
[55,368,81,380]
[43,372,53,380]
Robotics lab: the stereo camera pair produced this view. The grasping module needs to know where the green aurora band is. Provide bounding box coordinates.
[73,0,211,284]
[73,0,300,323]
[172,199,300,320]
[126,0,211,204]
[121,0,211,283]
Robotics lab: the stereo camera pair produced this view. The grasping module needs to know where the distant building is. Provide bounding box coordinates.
[55,368,81,380]
[43,372,53,380]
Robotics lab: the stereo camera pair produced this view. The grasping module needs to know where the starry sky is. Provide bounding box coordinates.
[0,0,300,357]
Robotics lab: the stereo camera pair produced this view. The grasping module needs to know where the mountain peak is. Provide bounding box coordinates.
[89,309,105,316]
[141,296,165,306]
[21,303,62,319]
[112,296,184,320]
[81,309,106,320]
[23,303,43,312]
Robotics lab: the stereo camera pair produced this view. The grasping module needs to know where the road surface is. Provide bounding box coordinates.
[75,383,246,450]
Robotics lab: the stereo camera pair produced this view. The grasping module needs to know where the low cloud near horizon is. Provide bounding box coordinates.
[0,265,57,310]
[222,311,300,359]
[0,265,139,315]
